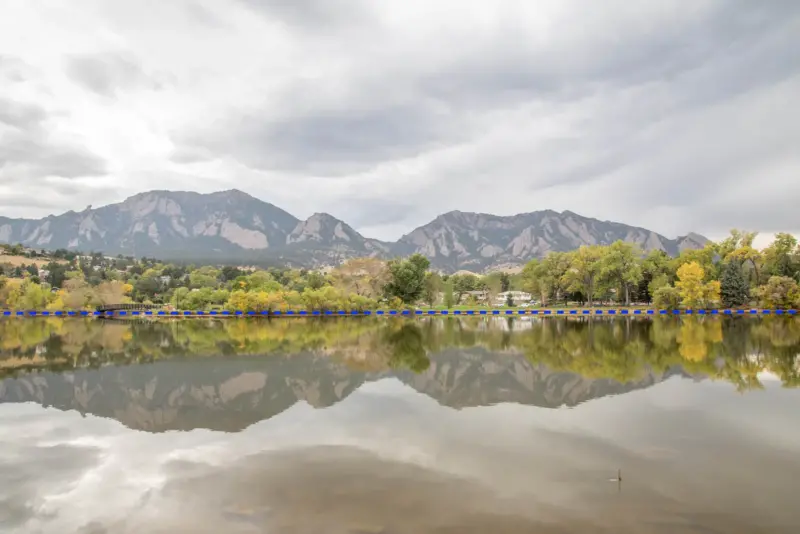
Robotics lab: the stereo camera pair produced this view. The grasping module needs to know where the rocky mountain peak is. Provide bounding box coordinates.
[287,213,364,245]
[308,212,341,223]
[0,347,682,433]
[210,188,258,202]
[0,190,709,272]
[675,232,711,251]
[683,232,708,242]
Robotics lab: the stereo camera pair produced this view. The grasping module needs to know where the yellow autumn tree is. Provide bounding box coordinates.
[678,318,707,362]
[46,289,67,311]
[264,291,285,312]
[676,262,720,309]
[677,318,723,362]
[703,280,722,308]
[331,258,389,299]
[676,262,704,308]
[226,290,250,311]
[247,291,271,312]
[0,278,23,308]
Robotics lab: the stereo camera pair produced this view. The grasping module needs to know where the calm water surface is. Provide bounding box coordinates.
[1,316,799,533]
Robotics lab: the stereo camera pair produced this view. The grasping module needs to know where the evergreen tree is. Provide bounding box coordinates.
[499,272,511,292]
[633,276,651,303]
[720,260,750,308]
[384,253,430,304]
[443,280,455,309]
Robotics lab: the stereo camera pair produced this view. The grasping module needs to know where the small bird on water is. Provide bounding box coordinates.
[609,469,622,482]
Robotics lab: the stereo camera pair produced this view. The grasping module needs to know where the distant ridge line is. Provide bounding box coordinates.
[1,309,797,317]
[0,189,710,273]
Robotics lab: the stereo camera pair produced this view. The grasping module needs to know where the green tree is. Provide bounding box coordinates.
[521,253,571,306]
[210,289,230,305]
[717,229,757,261]
[171,287,190,308]
[652,285,681,309]
[762,233,798,279]
[443,279,455,309]
[635,250,674,303]
[520,259,540,298]
[728,245,763,287]
[133,276,161,301]
[422,272,443,307]
[384,254,430,304]
[44,262,68,289]
[220,265,244,282]
[599,241,643,306]
[450,273,479,303]
[183,287,213,310]
[482,275,503,306]
[563,246,603,307]
[305,271,327,290]
[676,243,719,281]
[755,276,800,309]
[499,272,511,292]
[245,271,282,292]
[18,280,50,309]
[719,261,749,308]
[384,324,430,373]
[189,272,218,289]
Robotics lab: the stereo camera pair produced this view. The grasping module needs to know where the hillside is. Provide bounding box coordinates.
[0,190,708,273]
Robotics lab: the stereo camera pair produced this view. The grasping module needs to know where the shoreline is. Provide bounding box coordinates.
[1,308,798,318]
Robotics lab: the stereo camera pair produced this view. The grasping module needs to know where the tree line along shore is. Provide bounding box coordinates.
[1,315,798,389]
[1,230,799,313]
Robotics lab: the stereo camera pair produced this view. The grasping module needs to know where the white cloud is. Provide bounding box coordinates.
[2,376,800,532]
[1,0,798,242]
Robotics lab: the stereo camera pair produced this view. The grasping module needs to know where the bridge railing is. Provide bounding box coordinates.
[95,303,163,312]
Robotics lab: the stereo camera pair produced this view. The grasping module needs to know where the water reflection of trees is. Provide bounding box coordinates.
[0,317,798,389]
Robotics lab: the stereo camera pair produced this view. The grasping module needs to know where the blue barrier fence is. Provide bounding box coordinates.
[1,309,798,317]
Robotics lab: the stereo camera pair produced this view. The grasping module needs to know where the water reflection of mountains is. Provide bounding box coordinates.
[0,317,797,433]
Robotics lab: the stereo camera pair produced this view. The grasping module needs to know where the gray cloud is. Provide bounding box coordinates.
[236,0,374,31]
[168,146,216,164]
[0,98,46,129]
[0,136,108,179]
[0,54,108,191]
[0,97,107,181]
[1,0,799,240]
[0,98,106,181]
[333,198,419,229]
[64,52,160,98]
[0,443,102,529]
[420,2,799,114]
[183,3,230,29]
[0,55,34,85]
[174,1,800,187]
[183,102,460,175]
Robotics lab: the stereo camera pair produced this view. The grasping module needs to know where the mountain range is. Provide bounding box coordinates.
[0,189,709,272]
[0,347,689,433]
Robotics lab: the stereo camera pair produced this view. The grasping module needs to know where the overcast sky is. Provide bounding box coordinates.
[0,0,798,244]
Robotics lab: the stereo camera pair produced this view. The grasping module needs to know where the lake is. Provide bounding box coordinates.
[1,316,799,533]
